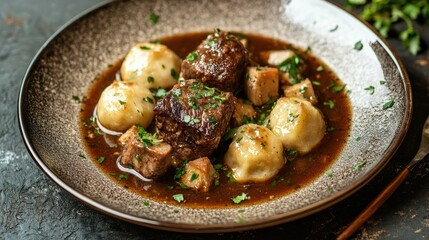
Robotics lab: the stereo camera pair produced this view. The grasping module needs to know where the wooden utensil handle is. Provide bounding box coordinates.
[337,168,410,240]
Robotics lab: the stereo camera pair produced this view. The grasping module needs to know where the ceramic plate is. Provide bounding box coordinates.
[18,0,412,232]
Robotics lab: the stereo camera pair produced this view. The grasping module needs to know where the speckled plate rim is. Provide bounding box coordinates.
[17,0,412,233]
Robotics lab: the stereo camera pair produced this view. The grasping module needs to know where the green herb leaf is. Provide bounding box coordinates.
[332,84,346,93]
[323,100,335,109]
[329,25,339,32]
[147,76,155,83]
[137,126,162,147]
[354,161,367,170]
[118,174,128,180]
[143,97,154,104]
[316,65,324,72]
[118,100,126,105]
[231,192,247,204]
[142,201,149,206]
[190,172,199,182]
[364,85,375,95]
[172,193,184,203]
[149,12,158,24]
[186,51,198,62]
[383,99,395,110]
[140,46,151,50]
[97,156,105,164]
[170,69,179,80]
[326,169,333,177]
[354,40,363,51]
[174,160,189,180]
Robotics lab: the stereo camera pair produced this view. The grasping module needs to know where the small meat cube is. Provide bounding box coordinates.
[119,126,172,179]
[180,157,218,192]
[154,80,237,166]
[283,79,318,104]
[245,67,279,106]
[181,30,249,92]
[232,99,257,126]
[259,50,295,66]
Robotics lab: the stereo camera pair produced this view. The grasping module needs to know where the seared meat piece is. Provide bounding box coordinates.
[180,157,219,192]
[154,80,237,166]
[181,30,249,92]
[118,125,172,179]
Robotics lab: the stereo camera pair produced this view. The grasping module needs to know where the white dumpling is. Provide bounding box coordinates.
[121,43,181,89]
[224,124,285,183]
[96,80,155,132]
[269,97,326,154]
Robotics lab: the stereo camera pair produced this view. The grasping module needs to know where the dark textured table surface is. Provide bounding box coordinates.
[1,0,429,239]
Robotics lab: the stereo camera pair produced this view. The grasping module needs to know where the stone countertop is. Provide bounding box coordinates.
[1,0,428,239]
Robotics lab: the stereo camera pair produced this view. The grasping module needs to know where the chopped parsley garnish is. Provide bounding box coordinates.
[380,80,386,85]
[383,99,395,110]
[330,25,339,32]
[150,87,168,100]
[97,156,105,164]
[186,51,198,61]
[326,169,333,177]
[118,100,126,105]
[72,95,81,102]
[149,12,158,24]
[143,96,154,104]
[142,201,149,206]
[190,172,199,182]
[364,85,375,95]
[174,160,188,180]
[354,161,367,170]
[172,193,184,203]
[183,115,191,123]
[323,100,335,109]
[286,149,297,161]
[316,65,324,71]
[170,69,179,80]
[299,86,308,94]
[278,54,303,84]
[354,40,363,51]
[140,46,151,50]
[331,84,346,93]
[288,113,299,122]
[235,136,243,143]
[175,181,190,189]
[231,192,247,204]
[312,81,321,86]
[135,154,142,161]
[208,117,219,124]
[207,39,217,47]
[147,76,155,83]
[118,174,128,180]
[137,126,162,147]
[235,217,246,223]
[327,126,335,132]
[223,128,238,141]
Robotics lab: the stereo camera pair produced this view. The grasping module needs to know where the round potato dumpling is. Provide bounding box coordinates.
[121,42,181,89]
[224,124,285,183]
[269,97,326,154]
[96,80,155,132]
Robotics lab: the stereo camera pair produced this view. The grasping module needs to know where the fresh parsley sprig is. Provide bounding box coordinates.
[346,0,429,55]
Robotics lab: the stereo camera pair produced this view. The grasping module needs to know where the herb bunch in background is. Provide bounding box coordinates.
[346,0,429,55]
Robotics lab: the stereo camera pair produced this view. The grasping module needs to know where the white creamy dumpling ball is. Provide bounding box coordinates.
[121,42,181,89]
[269,97,326,154]
[97,80,155,132]
[224,124,285,183]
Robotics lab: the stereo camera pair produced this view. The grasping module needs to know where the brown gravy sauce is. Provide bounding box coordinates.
[80,32,351,208]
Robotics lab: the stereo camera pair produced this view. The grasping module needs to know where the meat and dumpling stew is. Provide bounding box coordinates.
[80,30,351,207]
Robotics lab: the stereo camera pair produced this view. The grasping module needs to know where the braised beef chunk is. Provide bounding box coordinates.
[154,80,237,166]
[119,126,172,179]
[181,30,249,92]
[180,157,219,192]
